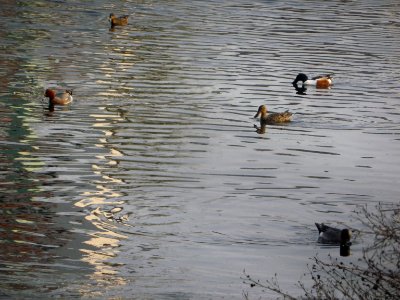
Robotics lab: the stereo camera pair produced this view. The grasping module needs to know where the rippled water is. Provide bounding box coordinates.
[1,0,399,299]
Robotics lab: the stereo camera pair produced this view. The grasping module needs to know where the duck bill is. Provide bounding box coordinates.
[254,107,261,118]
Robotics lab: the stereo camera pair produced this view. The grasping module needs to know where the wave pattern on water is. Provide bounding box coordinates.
[0,0,400,298]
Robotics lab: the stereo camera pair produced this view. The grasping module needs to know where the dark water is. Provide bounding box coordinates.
[0,0,399,299]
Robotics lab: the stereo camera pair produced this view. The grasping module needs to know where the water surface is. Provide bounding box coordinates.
[0,0,399,299]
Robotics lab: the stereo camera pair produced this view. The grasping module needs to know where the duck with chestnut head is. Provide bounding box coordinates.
[44,89,73,112]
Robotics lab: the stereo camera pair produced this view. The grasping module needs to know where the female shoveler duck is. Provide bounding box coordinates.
[254,105,292,125]
[292,73,333,88]
[109,13,129,27]
[315,223,351,246]
[44,89,73,112]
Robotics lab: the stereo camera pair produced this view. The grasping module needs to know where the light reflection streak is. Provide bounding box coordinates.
[74,108,128,293]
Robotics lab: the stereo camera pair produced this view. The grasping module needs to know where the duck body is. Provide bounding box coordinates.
[254,105,292,125]
[44,89,73,111]
[293,73,332,88]
[315,223,351,245]
[109,13,129,27]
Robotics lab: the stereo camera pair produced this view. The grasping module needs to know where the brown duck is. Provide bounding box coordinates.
[109,13,129,27]
[254,105,292,125]
[44,89,73,112]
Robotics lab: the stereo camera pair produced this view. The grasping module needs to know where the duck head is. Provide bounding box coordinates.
[254,105,267,118]
[109,13,115,23]
[44,89,56,99]
[292,73,309,85]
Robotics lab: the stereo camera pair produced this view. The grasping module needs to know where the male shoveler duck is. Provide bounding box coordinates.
[44,89,73,112]
[254,105,292,125]
[109,13,129,27]
[315,223,351,246]
[292,73,333,88]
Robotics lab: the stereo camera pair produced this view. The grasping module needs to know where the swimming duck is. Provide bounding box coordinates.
[292,73,333,88]
[109,13,129,27]
[44,89,73,112]
[254,105,292,125]
[315,223,351,245]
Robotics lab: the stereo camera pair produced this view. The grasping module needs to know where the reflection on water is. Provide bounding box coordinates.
[1,0,400,298]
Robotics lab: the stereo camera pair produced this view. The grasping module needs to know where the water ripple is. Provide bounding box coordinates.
[1,0,400,298]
